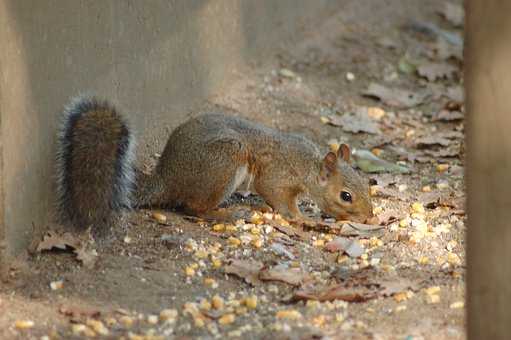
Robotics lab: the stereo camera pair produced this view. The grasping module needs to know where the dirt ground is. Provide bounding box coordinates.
[0,0,465,339]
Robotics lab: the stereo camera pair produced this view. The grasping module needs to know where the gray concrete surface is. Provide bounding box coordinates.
[0,1,341,255]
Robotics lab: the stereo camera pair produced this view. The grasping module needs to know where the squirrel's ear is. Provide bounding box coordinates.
[322,152,338,172]
[337,144,351,163]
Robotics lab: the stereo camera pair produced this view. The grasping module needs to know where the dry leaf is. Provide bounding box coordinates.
[363,83,428,108]
[325,237,365,258]
[294,284,376,303]
[328,111,381,134]
[417,62,457,82]
[259,264,308,286]
[224,259,263,286]
[36,231,81,252]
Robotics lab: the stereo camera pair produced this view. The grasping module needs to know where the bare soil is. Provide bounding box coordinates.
[0,1,465,339]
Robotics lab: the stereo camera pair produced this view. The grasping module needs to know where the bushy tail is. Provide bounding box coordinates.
[55,96,136,236]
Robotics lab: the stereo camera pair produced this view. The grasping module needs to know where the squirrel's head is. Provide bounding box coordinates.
[314,144,374,223]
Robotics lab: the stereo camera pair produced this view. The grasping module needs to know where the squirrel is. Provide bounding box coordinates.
[56,96,373,237]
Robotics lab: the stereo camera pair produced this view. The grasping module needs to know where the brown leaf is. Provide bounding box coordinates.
[363,83,428,108]
[36,231,81,252]
[325,237,365,258]
[417,62,457,82]
[328,111,381,134]
[294,284,376,303]
[224,259,263,286]
[259,264,309,286]
[423,144,461,158]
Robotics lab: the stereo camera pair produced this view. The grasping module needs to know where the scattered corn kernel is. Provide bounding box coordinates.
[212,295,224,310]
[450,301,464,309]
[228,237,241,247]
[436,164,449,173]
[422,185,432,192]
[212,258,222,269]
[312,314,327,327]
[371,148,383,157]
[71,324,88,335]
[393,292,409,302]
[426,294,440,304]
[152,212,167,223]
[119,316,134,327]
[373,206,383,215]
[411,202,425,214]
[147,315,158,324]
[225,224,238,232]
[329,143,340,153]
[159,309,178,322]
[395,305,407,312]
[276,310,302,320]
[50,280,64,291]
[424,286,441,295]
[185,266,196,277]
[212,224,225,232]
[204,278,218,288]
[244,296,258,309]
[320,116,330,124]
[194,250,208,259]
[418,256,429,265]
[219,313,236,325]
[312,239,325,247]
[86,319,109,336]
[447,252,461,266]
[15,320,35,329]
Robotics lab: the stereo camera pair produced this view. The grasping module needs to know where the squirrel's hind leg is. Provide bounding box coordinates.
[179,136,250,220]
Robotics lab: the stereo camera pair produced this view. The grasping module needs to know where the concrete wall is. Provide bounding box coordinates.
[0,1,340,255]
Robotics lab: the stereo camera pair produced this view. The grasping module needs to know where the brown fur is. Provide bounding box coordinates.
[138,114,373,222]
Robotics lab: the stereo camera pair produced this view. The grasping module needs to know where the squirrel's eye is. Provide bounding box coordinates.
[340,191,352,202]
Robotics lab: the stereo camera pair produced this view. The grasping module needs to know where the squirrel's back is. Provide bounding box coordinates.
[55,96,135,236]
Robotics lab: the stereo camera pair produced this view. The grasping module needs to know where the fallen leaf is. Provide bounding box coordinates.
[328,111,381,134]
[270,223,309,240]
[259,264,309,286]
[36,231,81,252]
[363,83,428,108]
[224,259,263,285]
[294,284,376,302]
[325,237,365,257]
[417,62,457,82]
[352,149,410,174]
[438,2,464,27]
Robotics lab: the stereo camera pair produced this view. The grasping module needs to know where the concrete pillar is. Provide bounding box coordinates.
[0,0,341,255]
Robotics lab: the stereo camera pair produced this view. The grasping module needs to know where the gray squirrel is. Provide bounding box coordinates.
[56,96,373,237]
